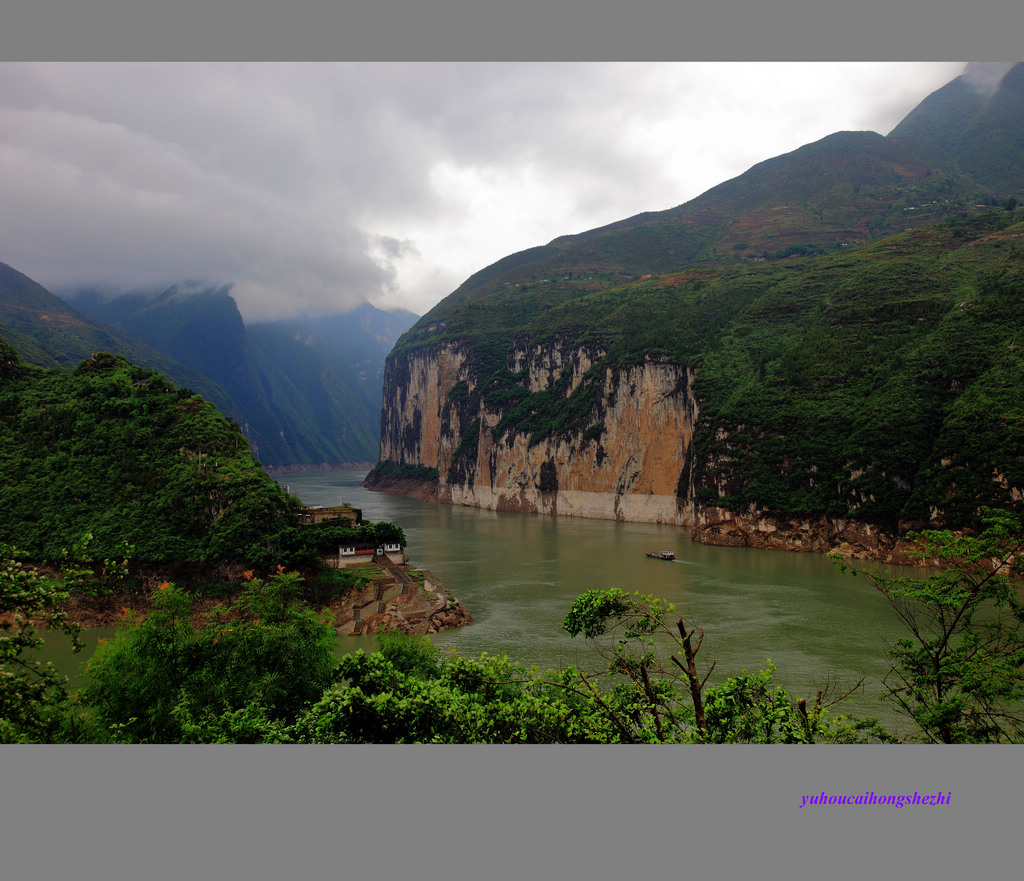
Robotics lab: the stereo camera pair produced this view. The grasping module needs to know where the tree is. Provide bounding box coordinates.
[834,509,1024,743]
[562,588,886,743]
[292,635,624,744]
[78,570,338,743]
[1,546,86,742]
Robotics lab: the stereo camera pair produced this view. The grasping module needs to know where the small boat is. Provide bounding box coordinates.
[645,550,675,560]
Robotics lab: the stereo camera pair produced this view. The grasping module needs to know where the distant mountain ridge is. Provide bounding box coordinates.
[61,283,418,469]
[0,262,239,418]
[0,266,418,469]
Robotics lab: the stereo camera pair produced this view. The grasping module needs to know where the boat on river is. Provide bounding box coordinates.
[645,550,675,560]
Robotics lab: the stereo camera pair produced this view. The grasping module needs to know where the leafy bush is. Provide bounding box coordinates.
[78,571,338,743]
[1,546,88,742]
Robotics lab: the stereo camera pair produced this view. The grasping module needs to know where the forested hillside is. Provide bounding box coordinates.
[0,342,297,561]
[0,340,410,570]
[371,63,1024,549]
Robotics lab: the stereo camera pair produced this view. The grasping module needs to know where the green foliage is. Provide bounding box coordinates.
[292,642,625,744]
[0,350,299,563]
[562,588,889,743]
[306,566,365,607]
[173,698,295,744]
[77,571,338,743]
[374,628,442,679]
[687,220,1024,523]
[489,364,604,448]
[834,509,1024,742]
[0,545,91,742]
[447,418,481,482]
[562,587,646,639]
[257,519,407,570]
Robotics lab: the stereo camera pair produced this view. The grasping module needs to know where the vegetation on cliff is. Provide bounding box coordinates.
[378,66,1024,536]
[381,209,1024,532]
[690,211,1024,527]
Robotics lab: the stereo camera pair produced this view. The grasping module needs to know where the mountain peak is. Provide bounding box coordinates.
[962,62,1016,96]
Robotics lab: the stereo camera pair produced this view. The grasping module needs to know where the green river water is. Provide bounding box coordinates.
[44,467,919,735]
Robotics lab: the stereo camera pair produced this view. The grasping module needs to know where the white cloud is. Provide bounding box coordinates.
[0,61,967,320]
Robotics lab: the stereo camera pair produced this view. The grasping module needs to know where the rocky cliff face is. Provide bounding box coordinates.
[374,342,700,525]
[369,341,984,565]
[691,505,925,564]
[372,338,987,565]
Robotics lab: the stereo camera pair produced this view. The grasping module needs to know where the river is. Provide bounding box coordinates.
[47,467,917,734]
[287,468,913,732]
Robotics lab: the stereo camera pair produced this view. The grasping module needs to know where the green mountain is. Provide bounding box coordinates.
[0,341,297,562]
[0,263,237,418]
[57,283,418,468]
[889,62,1024,195]
[372,63,1024,550]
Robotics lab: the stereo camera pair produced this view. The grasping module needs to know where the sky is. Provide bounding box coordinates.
[0,61,970,322]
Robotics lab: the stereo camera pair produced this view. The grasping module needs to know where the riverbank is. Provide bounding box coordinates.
[50,560,473,636]
[362,472,948,567]
[691,506,934,565]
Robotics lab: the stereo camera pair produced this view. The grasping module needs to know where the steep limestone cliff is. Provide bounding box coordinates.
[372,342,700,525]
[367,336,1003,565]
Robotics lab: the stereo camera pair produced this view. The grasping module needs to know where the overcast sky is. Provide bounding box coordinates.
[0,62,969,321]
